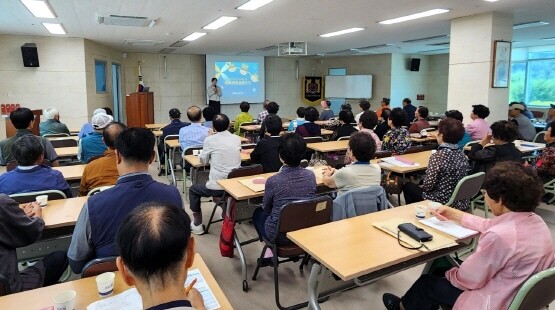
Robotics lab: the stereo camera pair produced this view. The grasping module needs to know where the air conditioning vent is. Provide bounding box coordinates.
[97,14,156,27]
[123,39,165,46]
[169,41,189,47]
[159,48,176,53]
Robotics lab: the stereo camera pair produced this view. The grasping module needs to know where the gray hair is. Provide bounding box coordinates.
[43,107,59,120]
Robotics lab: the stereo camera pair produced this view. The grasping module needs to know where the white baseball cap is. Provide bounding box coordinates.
[93,108,107,115]
[92,113,113,129]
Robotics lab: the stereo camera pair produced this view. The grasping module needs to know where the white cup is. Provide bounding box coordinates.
[415,205,426,219]
[192,149,200,156]
[54,290,76,310]
[95,272,115,297]
[36,195,48,206]
[428,201,442,210]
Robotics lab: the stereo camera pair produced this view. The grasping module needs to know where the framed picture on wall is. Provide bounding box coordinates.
[492,40,511,88]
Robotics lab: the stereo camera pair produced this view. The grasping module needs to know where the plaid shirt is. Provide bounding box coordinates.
[257,110,269,123]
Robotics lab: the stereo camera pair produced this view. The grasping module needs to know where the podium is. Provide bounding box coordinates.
[4,109,42,138]
[126,92,154,128]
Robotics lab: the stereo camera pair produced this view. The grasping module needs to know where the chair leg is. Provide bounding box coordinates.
[300,254,311,270]
[204,203,220,234]
[252,245,268,281]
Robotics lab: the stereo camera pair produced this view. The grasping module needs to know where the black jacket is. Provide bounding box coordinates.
[467,142,522,174]
[250,136,283,173]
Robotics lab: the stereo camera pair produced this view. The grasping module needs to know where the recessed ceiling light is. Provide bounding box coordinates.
[21,0,56,18]
[203,16,238,30]
[379,9,450,25]
[182,32,207,41]
[513,21,549,29]
[319,27,365,38]
[42,23,65,34]
[483,0,499,2]
[237,0,274,11]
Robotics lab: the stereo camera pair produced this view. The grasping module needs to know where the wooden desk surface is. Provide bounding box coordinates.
[47,136,79,142]
[0,253,233,310]
[184,149,253,168]
[371,150,432,174]
[69,128,80,134]
[153,130,162,137]
[56,146,78,157]
[287,203,472,281]
[166,137,249,149]
[24,196,87,229]
[145,123,168,130]
[53,164,85,181]
[306,140,349,153]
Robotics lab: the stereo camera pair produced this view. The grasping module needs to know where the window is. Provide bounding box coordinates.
[510,47,555,107]
[526,59,555,107]
[509,62,526,103]
[95,60,107,93]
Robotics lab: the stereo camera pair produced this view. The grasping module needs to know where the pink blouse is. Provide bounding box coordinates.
[466,118,490,141]
[447,212,555,310]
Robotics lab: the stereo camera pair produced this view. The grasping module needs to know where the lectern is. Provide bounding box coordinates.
[126,92,154,128]
[5,109,42,137]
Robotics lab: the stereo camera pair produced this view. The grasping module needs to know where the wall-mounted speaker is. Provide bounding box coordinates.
[410,58,420,71]
[21,43,39,67]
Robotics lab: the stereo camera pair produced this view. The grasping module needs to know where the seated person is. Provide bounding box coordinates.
[257,100,270,123]
[234,101,254,135]
[374,108,391,140]
[0,108,58,166]
[319,100,334,121]
[536,121,555,183]
[79,122,126,196]
[39,107,70,136]
[0,195,68,293]
[381,108,411,155]
[295,106,321,137]
[116,202,204,310]
[545,104,555,130]
[259,101,280,139]
[509,102,536,141]
[0,135,72,197]
[189,114,241,234]
[376,98,390,119]
[521,101,534,119]
[402,98,417,126]
[466,104,490,141]
[468,120,522,174]
[408,106,430,134]
[78,112,112,163]
[330,110,358,141]
[445,110,472,149]
[322,132,381,195]
[287,107,306,132]
[383,162,555,310]
[158,108,189,168]
[358,110,382,150]
[250,115,283,173]
[355,99,371,123]
[328,103,354,129]
[78,108,112,139]
[68,128,182,273]
[179,106,210,151]
[202,106,215,129]
[402,118,470,210]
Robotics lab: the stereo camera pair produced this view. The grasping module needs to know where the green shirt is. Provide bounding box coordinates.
[234,112,254,135]
[39,119,70,136]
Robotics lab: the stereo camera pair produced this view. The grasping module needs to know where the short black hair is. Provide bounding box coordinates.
[390,108,407,127]
[381,108,391,121]
[359,99,371,111]
[102,107,114,116]
[12,135,43,166]
[116,202,191,286]
[296,107,305,118]
[382,98,390,105]
[359,110,378,129]
[267,102,279,114]
[304,107,319,122]
[323,100,331,107]
[490,120,518,142]
[115,128,155,163]
[264,115,282,136]
[341,103,352,111]
[213,114,230,132]
[187,106,202,122]
[339,110,354,124]
[472,104,490,119]
[203,106,216,121]
[10,108,34,129]
[483,162,544,212]
[211,77,217,82]
[445,110,464,122]
[349,131,376,162]
[438,118,465,144]
[417,106,429,118]
[240,101,250,112]
[403,98,411,105]
[103,122,127,149]
[279,133,306,167]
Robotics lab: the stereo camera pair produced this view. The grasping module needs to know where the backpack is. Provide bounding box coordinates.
[219,198,236,258]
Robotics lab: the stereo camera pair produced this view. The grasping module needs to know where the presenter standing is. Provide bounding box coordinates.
[207,78,222,114]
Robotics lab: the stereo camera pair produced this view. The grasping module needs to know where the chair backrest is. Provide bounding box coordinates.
[81,257,118,278]
[404,145,425,154]
[50,139,78,148]
[533,131,546,144]
[337,136,350,141]
[508,267,555,310]
[9,190,67,204]
[303,136,324,144]
[228,164,263,179]
[87,185,115,197]
[163,134,179,152]
[445,172,485,206]
[43,133,70,138]
[0,274,11,296]
[374,151,392,159]
[421,143,439,151]
[277,196,333,237]
[532,110,545,119]
[332,186,387,221]
[464,140,480,149]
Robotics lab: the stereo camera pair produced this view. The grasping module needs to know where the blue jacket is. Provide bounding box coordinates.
[0,166,72,197]
[80,132,107,163]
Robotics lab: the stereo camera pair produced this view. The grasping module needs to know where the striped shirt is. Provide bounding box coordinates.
[179,123,209,151]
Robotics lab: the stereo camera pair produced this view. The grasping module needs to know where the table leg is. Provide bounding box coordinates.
[169,147,177,186]
[234,231,249,291]
[307,262,325,310]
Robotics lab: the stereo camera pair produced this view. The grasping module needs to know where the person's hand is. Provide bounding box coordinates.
[435,206,463,224]
[480,134,492,147]
[322,166,335,177]
[20,203,36,217]
[208,128,215,136]
[186,287,206,310]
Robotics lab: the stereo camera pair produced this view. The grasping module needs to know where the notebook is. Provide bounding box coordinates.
[419,217,478,239]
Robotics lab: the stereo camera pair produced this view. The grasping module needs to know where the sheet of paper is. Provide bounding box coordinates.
[419,217,478,239]
[186,268,220,310]
[87,288,142,310]
[239,177,266,192]
[380,157,420,167]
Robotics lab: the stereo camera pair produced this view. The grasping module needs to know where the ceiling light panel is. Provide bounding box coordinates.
[203,16,238,30]
[21,0,56,18]
[42,22,65,34]
[237,0,274,11]
[513,21,549,29]
[319,27,365,38]
[379,9,450,25]
[403,35,449,43]
[182,32,207,41]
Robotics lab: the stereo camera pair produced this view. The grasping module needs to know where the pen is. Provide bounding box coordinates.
[185,278,197,295]
[428,208,449,221]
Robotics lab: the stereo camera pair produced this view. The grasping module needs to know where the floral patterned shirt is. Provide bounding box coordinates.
[381,127,411,154]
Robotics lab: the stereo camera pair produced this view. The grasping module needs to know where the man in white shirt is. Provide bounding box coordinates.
[188,114,241,234]
[207,78,222,114]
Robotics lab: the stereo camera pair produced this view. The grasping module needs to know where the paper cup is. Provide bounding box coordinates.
[54,290,76,310]
[36,195,48,206]
[192,149,200,156]
[415,205,426,219]
[95,272,115,297]
[427,201,442,210]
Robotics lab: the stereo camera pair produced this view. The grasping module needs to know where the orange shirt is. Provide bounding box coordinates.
[78,149,119,196]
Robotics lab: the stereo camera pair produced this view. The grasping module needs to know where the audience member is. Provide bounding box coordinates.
[520,102,534,119]
[408,106,430,133]
[467,120,522,174]
[0,195,68,293]
[79,122,127,196]
[189,114,241,234]
[0,108,58,166]
[202,106,216,129]
[536,121,555,183]
[179,106,210,151]
[287,107,306,132]
[68,128,182,273]
[322,132,381,195]
[257,100,270,123]
[466,104,491,141]
[295,106,321,137]
[250,115,283,173]
[158,108,189,168]
[545,104,555,130]
[0,135,71,197]
[259,101,279,139]
[78,108,108,139]
[402,98,416,126]
[384,162,555,310]
[355,99,371,123]
[328,103,353,129]
[358,110,382,150]
[376,98,390,119]
[402,118,469,210]
[375,108,391,140]
[116,203,204,310]
[234,101,254,135]
[78,112,112,163]
[509,102,536,141]
[39,107,70,136]
[319,100,334,121]
[330,110,358,141]
[381,108,411,154]
[445,110,472,149]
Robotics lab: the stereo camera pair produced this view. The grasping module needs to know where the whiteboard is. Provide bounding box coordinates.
[325,75,373,98]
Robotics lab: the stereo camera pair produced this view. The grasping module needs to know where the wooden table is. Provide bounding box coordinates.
[306,140,349,153]
[56,146,78,157]
[47,136,79,142]
[372,150,433,175]
[145,123,168,130]
[287,203,475,309]
[53,164,85,181]
[0,253,233,310]
[24,196,87,229]
[153,130,162,137]
[184,149,253,168]
[69,128,80,135]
